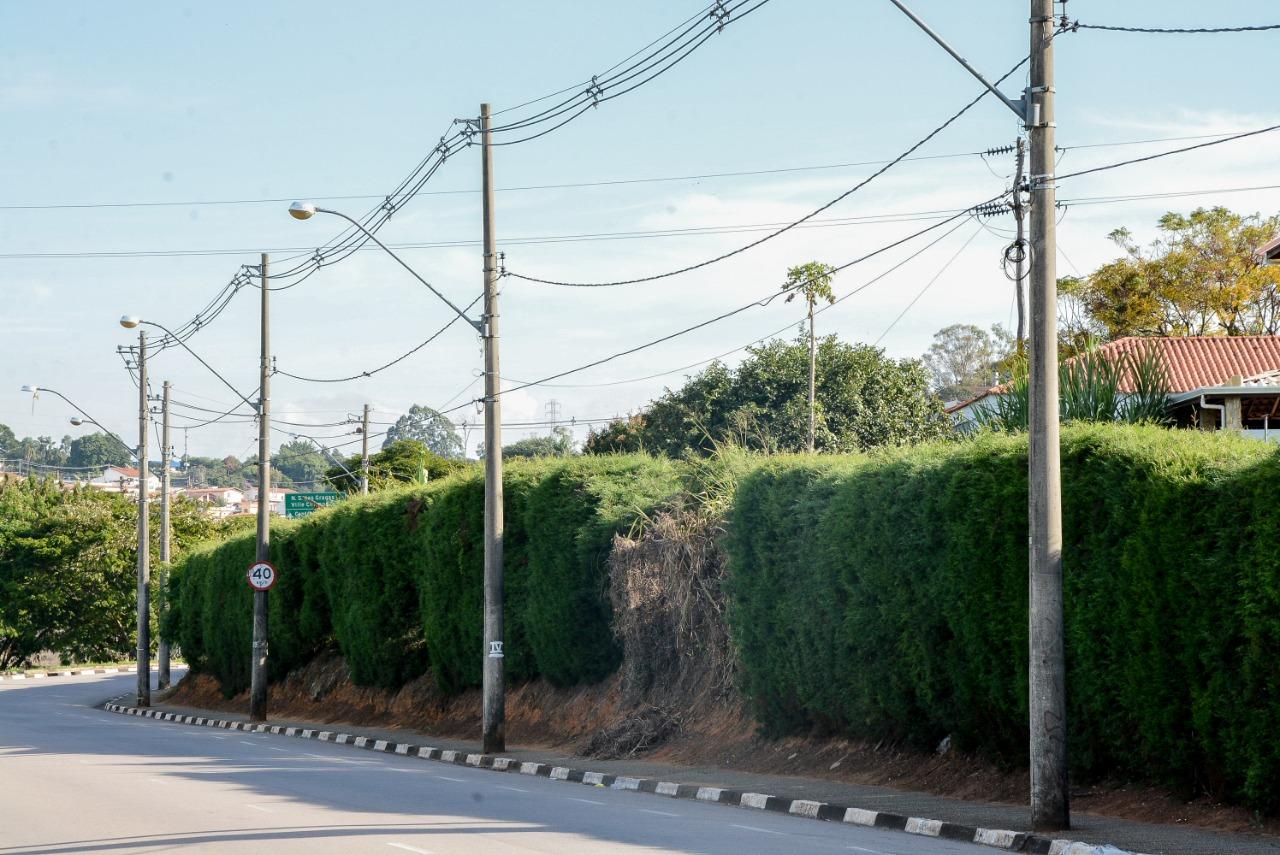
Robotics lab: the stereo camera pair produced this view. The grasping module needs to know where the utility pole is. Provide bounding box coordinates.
[807,297,817,453]
[1012,137,1028,349]
[157,381,172,691]
[1027,0,1068,831]
[249,253,271,722]
[480,102,506,754]
[135,330,151,708]
[360,403,370,495]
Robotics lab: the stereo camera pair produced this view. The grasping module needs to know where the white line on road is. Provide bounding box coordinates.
[497,785,529,793]
[568,797,606,806]
[210,735,225,740]
[730,824,784,836]
[846,847,889,855]
[386,844,433,854]
[146,777,170,786]
[638,808,682,817]
[434,774,466,783]
[239,740,257,746]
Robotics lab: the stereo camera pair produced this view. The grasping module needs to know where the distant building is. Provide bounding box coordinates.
[949,336,1280,440]
[87,465,161,496]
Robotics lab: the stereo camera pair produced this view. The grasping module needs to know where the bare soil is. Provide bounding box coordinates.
[170,654,1280,838]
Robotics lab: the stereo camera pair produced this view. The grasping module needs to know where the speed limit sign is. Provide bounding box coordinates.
[246,561,277,592]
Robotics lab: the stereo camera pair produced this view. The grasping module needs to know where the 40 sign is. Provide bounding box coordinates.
[246,561,278,592]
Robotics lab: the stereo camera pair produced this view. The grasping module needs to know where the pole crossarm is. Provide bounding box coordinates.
[312,206,484,334]
[886,0,1029,122]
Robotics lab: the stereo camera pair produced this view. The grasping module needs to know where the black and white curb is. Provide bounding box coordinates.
[101,699,1145,855]
[2,665,137,682]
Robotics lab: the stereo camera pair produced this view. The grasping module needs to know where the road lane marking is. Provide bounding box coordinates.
[239,740,257,746]
[638,808,681,817]
[210,735,226,740]
[146,777,170,785]
[847,847,889,855]
[731,824,783,836]
[386,844,433,854]
[267,747,288,752]
[568,797,606,806]
[497,785,529,793]
[434,774,466,783]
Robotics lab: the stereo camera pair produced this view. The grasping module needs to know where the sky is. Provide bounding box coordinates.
[2,1,1277,460]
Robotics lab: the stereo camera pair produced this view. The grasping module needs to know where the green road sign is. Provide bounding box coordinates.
[284,492,340,518]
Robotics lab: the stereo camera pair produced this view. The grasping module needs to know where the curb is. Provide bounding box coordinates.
[100,698,1147,855]
[1,665,138,681]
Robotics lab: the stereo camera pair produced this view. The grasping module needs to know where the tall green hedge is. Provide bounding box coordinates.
[168,455,682,697]
[727,424,1280,812]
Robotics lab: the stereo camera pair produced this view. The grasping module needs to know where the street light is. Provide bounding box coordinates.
[288,104,505,752]
[21,381,147,701]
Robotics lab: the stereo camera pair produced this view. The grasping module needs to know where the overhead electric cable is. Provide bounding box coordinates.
[273,295,482,383]
[505,55,1029,288]
[1071,20,1280,34]
[1056,125,1280,182]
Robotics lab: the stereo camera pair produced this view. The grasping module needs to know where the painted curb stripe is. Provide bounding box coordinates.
[96,699,1149,855]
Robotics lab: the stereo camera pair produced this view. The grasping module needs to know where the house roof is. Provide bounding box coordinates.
[105,466,140,478]
[1257,234,1280,264]
[947,335,1280,414]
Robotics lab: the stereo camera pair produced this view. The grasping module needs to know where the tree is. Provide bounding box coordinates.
[383,405,464,458]
[1060,207,1280,349]
[326,439,466,493]
[922,323,1014,401]
[783,261,837,452]
[68,433,130,469]
[485,426,575,460]
[270,439,328,487]
[585,336,946,457]
[583,415,646,455]
[0,423,16,457]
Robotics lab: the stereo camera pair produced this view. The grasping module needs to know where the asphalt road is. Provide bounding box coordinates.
[0,672,997,854]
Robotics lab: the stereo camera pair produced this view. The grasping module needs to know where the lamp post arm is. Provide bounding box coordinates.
[139,321,260,413]
[41,388,137,461]
[314,206,483,333]
[885,0,1029,122]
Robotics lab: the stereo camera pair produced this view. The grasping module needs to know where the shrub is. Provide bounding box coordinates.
[523,456,684,686]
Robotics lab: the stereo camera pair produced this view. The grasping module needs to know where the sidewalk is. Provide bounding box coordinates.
[146,696,1277,855]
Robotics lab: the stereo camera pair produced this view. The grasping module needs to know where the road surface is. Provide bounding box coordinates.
[0,671,994,854]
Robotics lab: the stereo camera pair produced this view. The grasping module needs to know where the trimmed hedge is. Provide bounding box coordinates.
[727,424,1280,812]
[168,455,682,697]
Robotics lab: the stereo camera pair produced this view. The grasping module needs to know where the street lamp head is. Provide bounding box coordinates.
[20,384,38,393]
[69,416,84,427]
[119,315,141,329]
[288,201,317,221]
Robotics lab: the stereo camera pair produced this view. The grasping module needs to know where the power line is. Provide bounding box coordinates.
[505,55,1029,288]
[446,200,998,410]
[1070,20,1280,34]
[500,211,979,391]
[1,131,1253,213]
[1057,125,1280,182]
[872,225,984,346]
[273,295,482,383]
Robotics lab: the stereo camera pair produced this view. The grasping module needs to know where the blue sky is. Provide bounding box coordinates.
[2,1,1277,459]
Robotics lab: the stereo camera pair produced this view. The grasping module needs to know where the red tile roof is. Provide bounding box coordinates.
[947,336,1280,413]
[1099,335,1280,392]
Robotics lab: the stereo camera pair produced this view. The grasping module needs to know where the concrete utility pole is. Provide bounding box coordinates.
[157,381,172,691]
[1013,137,1028,349]
[135,330,151,708]
[249,253,272,722]
[360,403,370,495]
[883,0,1068,831]
[807,297,817,453]
[1027,0,1068,831]
[480,102,506,754]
